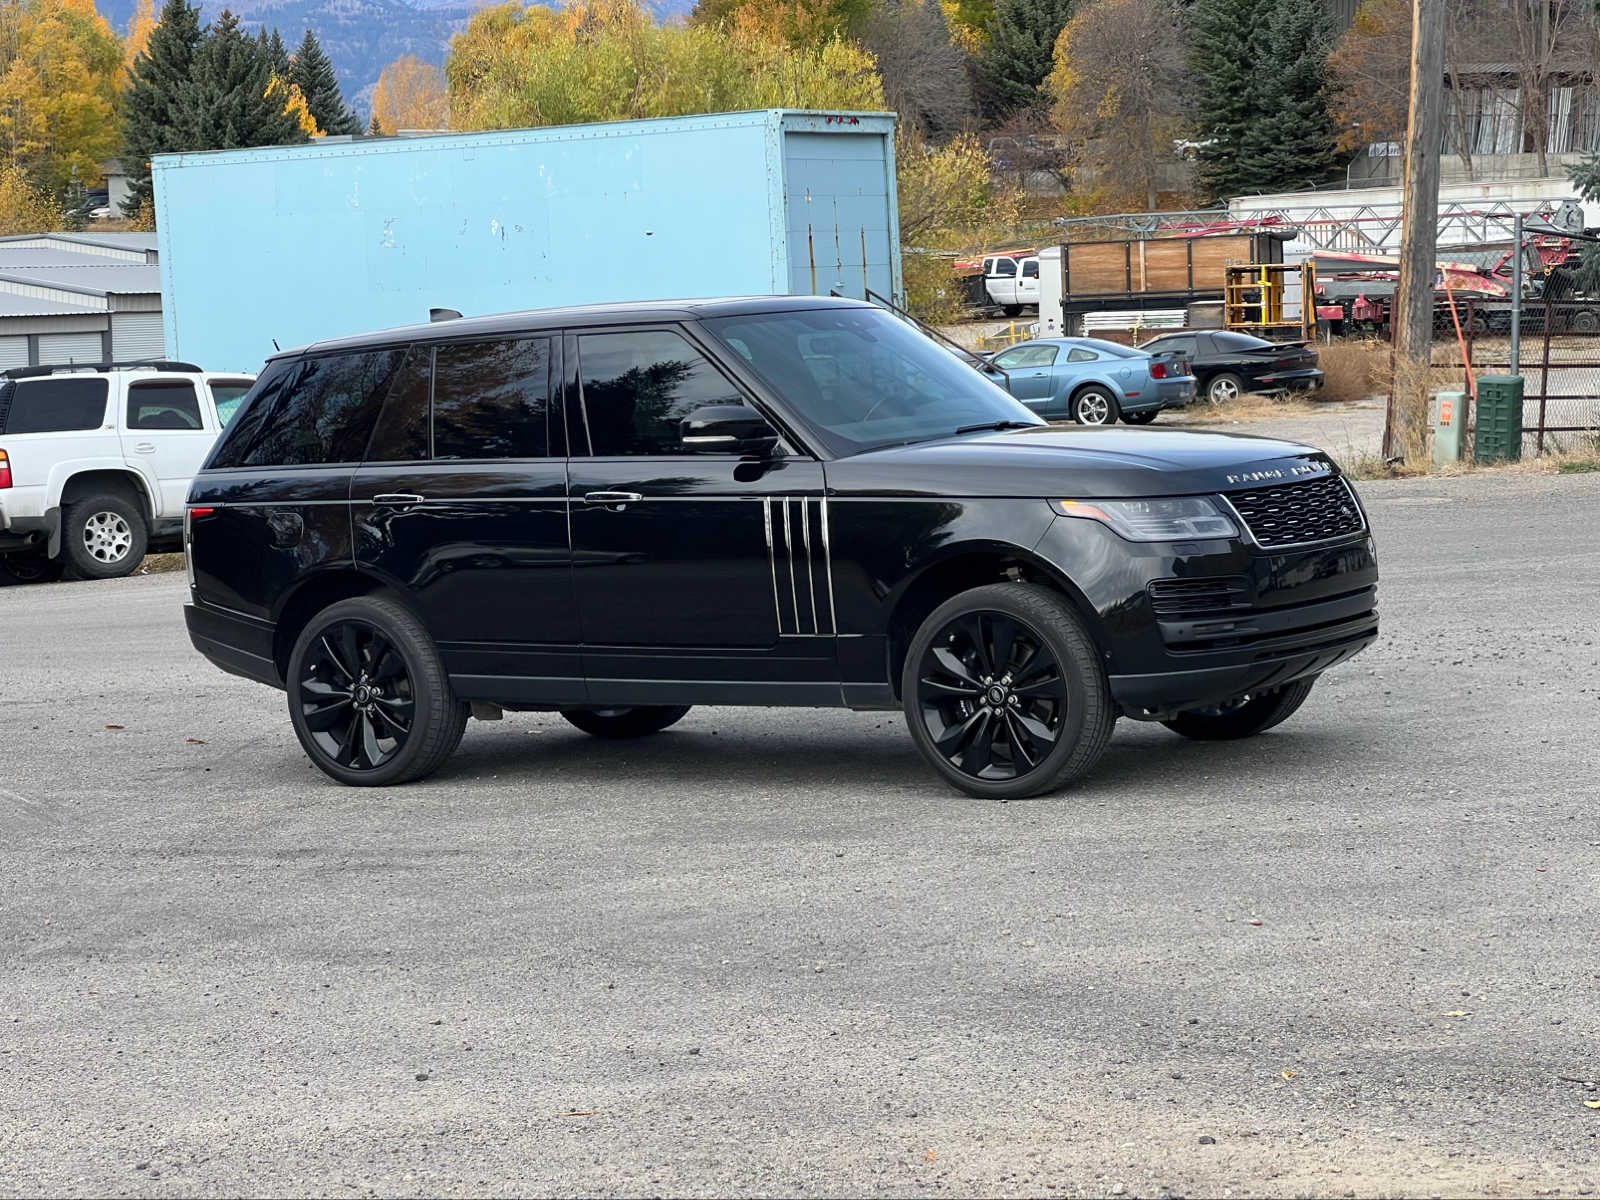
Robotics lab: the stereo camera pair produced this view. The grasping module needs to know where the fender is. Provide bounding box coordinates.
[47,458,161,520]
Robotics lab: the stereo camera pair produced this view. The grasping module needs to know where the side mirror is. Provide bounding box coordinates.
[680,404,779,455]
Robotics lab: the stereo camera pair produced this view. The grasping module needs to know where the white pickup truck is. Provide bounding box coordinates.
[983,254,1041,317]
[0,362,254,583]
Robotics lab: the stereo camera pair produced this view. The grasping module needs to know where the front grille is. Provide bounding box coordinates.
[1148,576,1250,617]
[1223,476,1365,549]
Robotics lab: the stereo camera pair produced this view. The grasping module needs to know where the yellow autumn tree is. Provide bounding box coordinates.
[447,0,883,132]
[0,0,122,193]
[371,55,450,133]
[122,0,156,80]
[267,75,324,138]
[0,165,66,234]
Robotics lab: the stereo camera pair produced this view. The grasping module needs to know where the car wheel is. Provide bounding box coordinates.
[1205,373,1245,405]
[61,492,148,580]
[0,551,64,585]
[902,583,1115,800]
[286,594,469,786]
[1121,410,1160,425]
[1071,387,1120,425]
[561,706,691,738]
[1160,678,1316,741]
[1570,309,1600,333]
[1003,305,1023,318]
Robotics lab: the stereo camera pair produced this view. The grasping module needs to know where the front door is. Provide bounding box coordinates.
[991,344,1059,403]
[120,376,217,513]
[351,337,582,703]
[562,326,836,706]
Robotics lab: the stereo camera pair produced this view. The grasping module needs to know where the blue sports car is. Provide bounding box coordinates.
[987,337,1193,425]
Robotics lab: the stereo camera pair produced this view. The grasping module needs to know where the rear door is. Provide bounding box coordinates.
[120,375,216,515]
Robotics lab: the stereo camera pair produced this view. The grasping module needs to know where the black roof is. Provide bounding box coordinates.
[288,294,875,359]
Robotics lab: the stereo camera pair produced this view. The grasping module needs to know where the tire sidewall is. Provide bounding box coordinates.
[285,596,451,786]
[1207,373,1244,405]
[901,585,1104,800]
[63,493,147,580]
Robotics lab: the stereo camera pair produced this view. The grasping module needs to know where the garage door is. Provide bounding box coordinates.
[38,332,103,366]
[111,312,165,362]
[0,336,27,369]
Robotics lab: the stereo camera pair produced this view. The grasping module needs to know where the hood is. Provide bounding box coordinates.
[831,426,1342,499]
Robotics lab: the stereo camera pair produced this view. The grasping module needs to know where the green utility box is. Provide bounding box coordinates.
[1433,391,1468,467]
[1475,374,1524,465]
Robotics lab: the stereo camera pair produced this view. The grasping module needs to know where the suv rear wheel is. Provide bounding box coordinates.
[902,583,1115,799]
[561,706,691,738]
[62,492,147,580]
[1160,678,1316,740]
[286,594,469,786]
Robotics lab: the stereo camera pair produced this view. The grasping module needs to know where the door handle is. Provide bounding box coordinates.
[134,442,156,453]
[371,493,424,506]
[584,490,643,509]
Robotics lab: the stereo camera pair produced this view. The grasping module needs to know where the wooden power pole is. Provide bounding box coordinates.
[1385,0,1447,460]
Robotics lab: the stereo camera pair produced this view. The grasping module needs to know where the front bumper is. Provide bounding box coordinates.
[1034,515,1378,718]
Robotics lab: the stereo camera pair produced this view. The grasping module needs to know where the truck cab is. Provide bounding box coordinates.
[0,362,254,581]
[984,255,1041,316]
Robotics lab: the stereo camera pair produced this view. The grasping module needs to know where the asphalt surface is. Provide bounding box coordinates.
[2,471,1599,1198]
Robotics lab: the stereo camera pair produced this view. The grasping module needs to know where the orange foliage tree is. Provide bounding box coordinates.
[371,55,450,133]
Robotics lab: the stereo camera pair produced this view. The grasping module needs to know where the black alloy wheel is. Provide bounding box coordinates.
[299,620,415,771]
[286,594,468,786]
[1160,677,1316,741]
[902,583,1115,799]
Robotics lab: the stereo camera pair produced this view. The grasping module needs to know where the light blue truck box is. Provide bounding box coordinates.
[153,109,902,373]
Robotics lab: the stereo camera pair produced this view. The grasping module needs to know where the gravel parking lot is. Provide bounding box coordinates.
[3,471,1598,1198]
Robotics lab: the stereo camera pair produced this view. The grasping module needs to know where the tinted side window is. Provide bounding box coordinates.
[209,351,402,468]
[432,338,552,460]
[1066,348,1098,363]
[365,347,431,463]
[208,379,254,428]
[992,259,1017,277]
[128,380,203,430]
[1022,259,1039,278]
[575,330,744,457]
[1,378,108,434]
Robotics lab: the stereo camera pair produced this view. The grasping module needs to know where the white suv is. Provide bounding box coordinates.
[0,361,254,583]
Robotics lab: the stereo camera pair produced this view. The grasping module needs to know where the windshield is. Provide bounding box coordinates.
[703,306,1042,455]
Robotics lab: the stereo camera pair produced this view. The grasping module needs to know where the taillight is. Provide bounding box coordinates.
[1150,362,1168,379]
[184,506,215,589]
[0,450,10,489]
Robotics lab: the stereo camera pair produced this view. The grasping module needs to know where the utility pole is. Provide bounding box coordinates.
[1384,0,1447,460]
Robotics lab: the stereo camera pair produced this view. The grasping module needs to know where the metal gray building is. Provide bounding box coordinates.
[0,233,163,369]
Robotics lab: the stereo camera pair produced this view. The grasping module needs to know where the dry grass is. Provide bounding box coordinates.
[1172,390,1324,424]
[1316,339,1389,405]
[138,553,186,575]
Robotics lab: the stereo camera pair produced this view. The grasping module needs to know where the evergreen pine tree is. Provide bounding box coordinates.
[978,0,1077,117]
[368,111,384,136]
[1236,0,1340,192]
[290,29,360,136]
[1187,0,1268,202]
[263,28,291,77]
[118,0,204,215]
[178,11,306,150]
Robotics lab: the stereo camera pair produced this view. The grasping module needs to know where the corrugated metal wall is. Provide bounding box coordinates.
[111,312,165,361]
[0,336,27,369]
[38,332,102,365]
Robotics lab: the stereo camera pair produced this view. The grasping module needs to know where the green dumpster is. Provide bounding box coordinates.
[1475,374,1524,464]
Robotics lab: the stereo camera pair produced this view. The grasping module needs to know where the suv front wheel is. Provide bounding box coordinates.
[902,583,1115,799]
[286,594,469,786]
[561,706,691,738]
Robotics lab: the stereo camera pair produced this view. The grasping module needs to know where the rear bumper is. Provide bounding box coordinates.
[0,508,59,555]
[1257,368,1325,391]
[185,601,282,689]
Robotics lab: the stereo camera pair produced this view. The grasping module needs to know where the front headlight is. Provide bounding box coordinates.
[1051,496,1238,542]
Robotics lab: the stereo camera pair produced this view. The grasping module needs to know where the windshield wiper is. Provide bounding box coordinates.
[953,420,1037,436]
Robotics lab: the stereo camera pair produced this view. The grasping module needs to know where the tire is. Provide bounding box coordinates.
[1121,410,1160,425]
[285,593,469,786]
[1205,372,1246,405]
[1071,386,1120,426]
[0,551,64,585]
[61,492,147,580]
[561,705,692,738]
[1003,304,1023,318]
[1160,677,1316,742]
[902,582,1115,800]
[1571,309,1600,334]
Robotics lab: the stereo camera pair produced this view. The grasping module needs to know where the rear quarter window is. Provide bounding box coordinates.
[207,351,404,469]
[0,378,109,434]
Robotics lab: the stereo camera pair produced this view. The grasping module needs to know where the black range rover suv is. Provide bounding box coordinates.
[185,297,1377,798]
